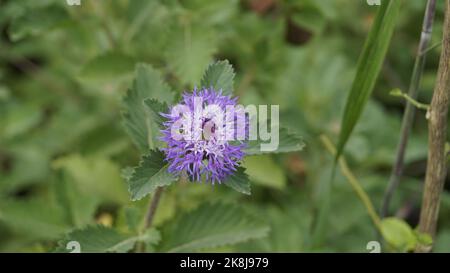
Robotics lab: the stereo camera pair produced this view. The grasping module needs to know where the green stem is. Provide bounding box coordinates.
[320,135,382,233]
[390,89,430,110]
[136,187,164,253]
[422,41,442,56]
[144,187,164,230]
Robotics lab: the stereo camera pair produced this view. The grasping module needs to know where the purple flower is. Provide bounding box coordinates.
[160,88,247,184]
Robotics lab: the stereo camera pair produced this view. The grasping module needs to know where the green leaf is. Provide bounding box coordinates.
[126,150,176,201]
[121,207,143,234]
[166,29,216,86]
[125,0,166,43]
[200,60,235,95]
[224,167,251,195]
[1,103,43,140]
[245,127,305,155]
[53,177,99,228]
[122,64,173,152]
[55,225,160,253]
[52,155,128,204]
[243,155,286,189]
[237,203,312,252]
[0,145,50,193]
[79,52,135,83]
[291,7,326,34]
[0,199,69,240]
[160,203,269,252]
[381,217,416,252]
[8,5,68,41]
[143,98,168,128]
[335,0,401,159]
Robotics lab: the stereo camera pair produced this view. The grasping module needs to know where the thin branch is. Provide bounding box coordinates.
[135,186,164,253]
[320,135,383,233]
[390,89,430,110]
[416,0,450,252]
[422,41,442,56]
[144,187,164,230]
[381,0,437,218]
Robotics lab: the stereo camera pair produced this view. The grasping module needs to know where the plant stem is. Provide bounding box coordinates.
[320,135,383,233]
[422,41,442,56]
[416,0,450,252]
[136,187,164,253]
[144,187,164,229]
[381,0,437,218]
[138,80,163,252]
[390,89,430,110]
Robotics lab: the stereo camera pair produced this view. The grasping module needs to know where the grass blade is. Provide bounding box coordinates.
[335,0,402,159]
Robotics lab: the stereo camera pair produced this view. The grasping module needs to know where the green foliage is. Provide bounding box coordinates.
[53,154,128,204]
[243,155,286,190]
[159,203,270,252]
[381,217,416,251]
[381,217,432,252]
[126,150,176,201]
[53,177,99,228]
[166,29,216,86]
[122,64,174,152]
[200,60,235,95]
[336,0,402,158]
[245,127,305,155]
[1,0,447,254]
[55,225,160,253]
[78,52,135,83]
[223,167,251,195]
[0,198,69,240]
[434,230,450,252]
[8,4,68,41]
[144,99,169,128]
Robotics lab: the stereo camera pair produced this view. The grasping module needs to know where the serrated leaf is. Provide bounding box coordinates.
[244,127,305,155]
[143,98,168,128]
[336,0,401,159]
[79,52,135,83]
[224,167,251,195]
[122,64,174,152]
[200,60,235,95]
[160,203,269,252]
[121,166,134,181]
[127,150,176,201]
[381,217,416,252]
[55,225,160,253]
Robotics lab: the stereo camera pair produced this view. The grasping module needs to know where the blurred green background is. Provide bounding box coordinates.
[1,0,450,252]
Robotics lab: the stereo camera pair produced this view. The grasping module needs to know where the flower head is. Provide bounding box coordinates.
[160,88,247,184]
